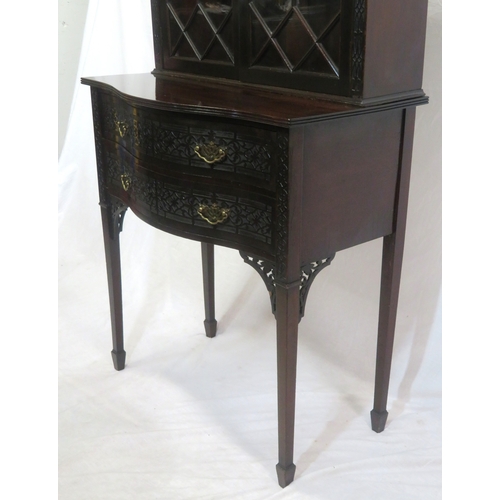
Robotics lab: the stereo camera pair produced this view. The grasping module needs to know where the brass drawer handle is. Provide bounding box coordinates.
[115,120,128,138]
[197,203,230,225]
[120,174,131,191]
[194,141,226,164]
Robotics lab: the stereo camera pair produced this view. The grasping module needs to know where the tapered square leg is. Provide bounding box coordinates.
[101,201,127,371]
[370,409,388,433]
[201,242,217,338]
[275,280,300,487]
[371,108,416,431]
[111,349,126,371]
[372,233,403,431]
[276,463,296,488]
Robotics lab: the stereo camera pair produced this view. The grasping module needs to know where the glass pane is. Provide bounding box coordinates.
[168,14,183,49]
[168,1,232,28]
[167,1,234,62]
[175,36,198,58]
[299,45,335,74]
[186,9,214,56]
[297,0,341,37]
[250,10,271,63]
[249,0,341,74]
[204,38,233,63]
[276,12,313,68]
[202,0,232,30]
[256,43,289,69]
[168,0,197,25]
[251,0,292,33]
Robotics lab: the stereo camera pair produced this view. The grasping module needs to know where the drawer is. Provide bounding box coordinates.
[103,146,275,254]
[99,93,280,188]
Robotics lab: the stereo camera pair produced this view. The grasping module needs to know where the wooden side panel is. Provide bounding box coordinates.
[362,0,428,100]
[300,109,403,262]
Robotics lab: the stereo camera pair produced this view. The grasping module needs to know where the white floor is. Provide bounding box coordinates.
[58,226,441,500]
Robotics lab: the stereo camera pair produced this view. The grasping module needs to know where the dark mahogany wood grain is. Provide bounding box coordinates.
[201,242,217,338]
[84,0,428,480]
[81,73,427,127]
[371,107,417,433]
[363,0,428,101]
[275,281,300,487]
[100,202,127,371]
[83,0,429,488]
[274,125,306,486]
[150,0,428,103]
[300,108,403,262]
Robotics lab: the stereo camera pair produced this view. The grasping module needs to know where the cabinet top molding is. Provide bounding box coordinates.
[82,72,428,127]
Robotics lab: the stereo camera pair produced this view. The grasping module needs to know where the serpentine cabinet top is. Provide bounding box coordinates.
[81,72,428,127]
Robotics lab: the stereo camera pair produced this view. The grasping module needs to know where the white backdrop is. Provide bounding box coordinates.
[58,1,442,498]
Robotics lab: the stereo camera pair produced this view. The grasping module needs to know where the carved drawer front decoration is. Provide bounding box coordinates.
[120,174,132,191]
[156,182,273,245]
[197,203,230,225]
[104,149,274,247]
[194,141,226,164]
[101,100,132,144]
[100,95,276,183]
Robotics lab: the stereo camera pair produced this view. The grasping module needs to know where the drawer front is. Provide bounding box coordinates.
[99,93,278,187]
[103,145,275,252]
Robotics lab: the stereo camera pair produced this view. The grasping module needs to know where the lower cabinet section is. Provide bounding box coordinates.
[102,143,277,256]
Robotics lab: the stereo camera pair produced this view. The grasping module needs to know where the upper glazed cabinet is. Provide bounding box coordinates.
[151,0,428,104]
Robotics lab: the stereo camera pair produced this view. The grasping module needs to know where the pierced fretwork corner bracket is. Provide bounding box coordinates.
[298,256,335,318]
[100,197,128,240]
[240,253,335,320]
[240,252,277,316]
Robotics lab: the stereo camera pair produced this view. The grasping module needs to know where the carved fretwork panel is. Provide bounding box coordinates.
[99,95,277,184]
[240,253,277,314]
[90,89,106,202]
[111,198,128,237]
[241,252,335,319]
[351,0,366,95]
[155,184,274,245]
[102,148,274,247]
[96,97,290,254]
[92,89,128,241]
[275,131,289,279]
[298,256,335,317]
